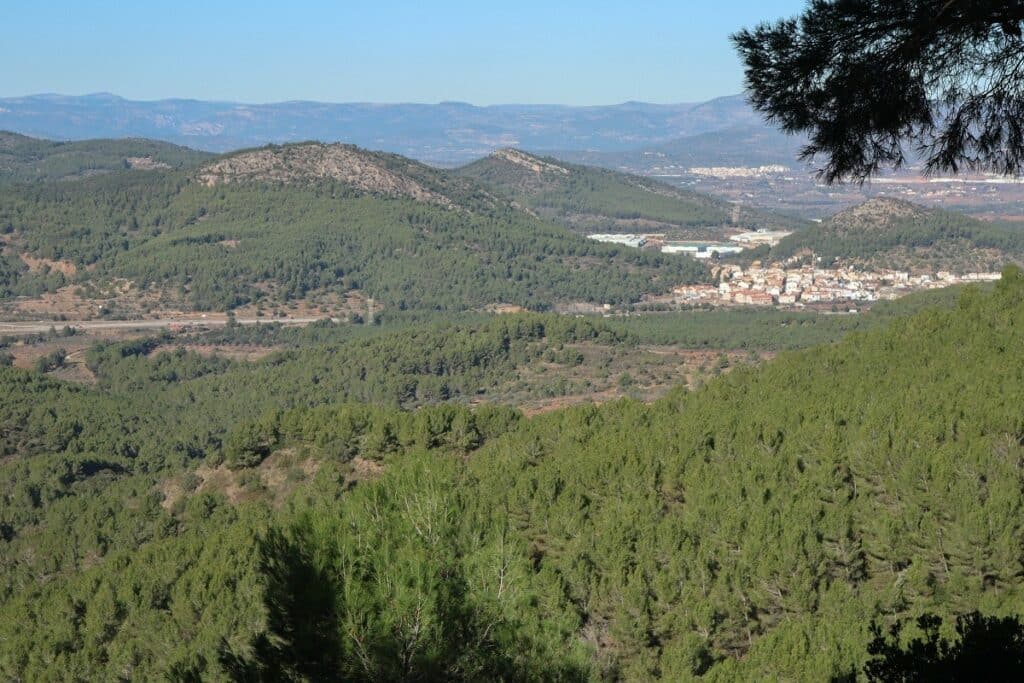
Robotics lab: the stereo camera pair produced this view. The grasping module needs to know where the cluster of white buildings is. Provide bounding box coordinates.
[685,165,790,178]
[728,230,792,246]
[672,265,1002,307]
[587,233,648,248]
[660,242,744,258]
[588,229,791,259]
[589,229,1004,308]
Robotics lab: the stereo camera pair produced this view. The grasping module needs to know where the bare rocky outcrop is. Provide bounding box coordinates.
[490,148,570,176]
[195,143,454,207]
[488,148,685,199]
[125,156,171,170]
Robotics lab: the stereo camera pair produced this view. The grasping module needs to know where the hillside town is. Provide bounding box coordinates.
[670,264,1002,308]
[588,230,1005,309]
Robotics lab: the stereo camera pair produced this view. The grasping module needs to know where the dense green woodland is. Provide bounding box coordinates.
[179,283,967,354]
[0,142,707,310]
[0,131,210,184]
[1,269,1023,679]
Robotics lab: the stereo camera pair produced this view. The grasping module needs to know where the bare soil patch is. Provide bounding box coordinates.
[148,343,280,362]
[161,450,323,511]
[19,253,77,276]
[125,156,171,171]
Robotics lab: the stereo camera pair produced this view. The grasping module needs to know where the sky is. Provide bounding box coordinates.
[2,1,808,105]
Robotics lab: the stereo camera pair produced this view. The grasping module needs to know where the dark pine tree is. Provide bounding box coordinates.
[733,1,1024,182]
[862,612,1024,681]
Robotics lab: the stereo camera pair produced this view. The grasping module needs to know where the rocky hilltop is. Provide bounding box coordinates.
[196,143,454,207]
[489,148,571,176]
[827,197,929,234]
[771,197,1024,273]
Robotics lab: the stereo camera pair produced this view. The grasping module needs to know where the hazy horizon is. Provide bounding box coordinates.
[0,1,805,106]
[1,90,748,108]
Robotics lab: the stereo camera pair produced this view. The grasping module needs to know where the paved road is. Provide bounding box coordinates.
[0,316,330,335]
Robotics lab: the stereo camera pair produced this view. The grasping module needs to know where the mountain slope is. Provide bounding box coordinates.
[0,130,211,184]
[772,197,1024,271]
[457,148,807,235]
[0,140,707,311]
[1,267,1022,679]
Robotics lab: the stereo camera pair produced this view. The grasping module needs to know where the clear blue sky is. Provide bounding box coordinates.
[2,0,807,105]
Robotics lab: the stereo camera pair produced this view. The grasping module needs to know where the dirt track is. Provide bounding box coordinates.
[0,316,328,335]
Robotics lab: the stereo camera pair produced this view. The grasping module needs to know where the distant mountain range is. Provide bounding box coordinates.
[554,125,809,172]
[0,93,786,166]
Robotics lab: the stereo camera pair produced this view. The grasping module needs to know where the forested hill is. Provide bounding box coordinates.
[772,197,1024,272]
[0,140,707,310]
[1,268,1023,679]
[195,142,493,209]
[456,148,807,235]
[0,131,211,184]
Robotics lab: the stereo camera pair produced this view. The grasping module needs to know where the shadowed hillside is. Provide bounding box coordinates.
[457,148,807,235]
